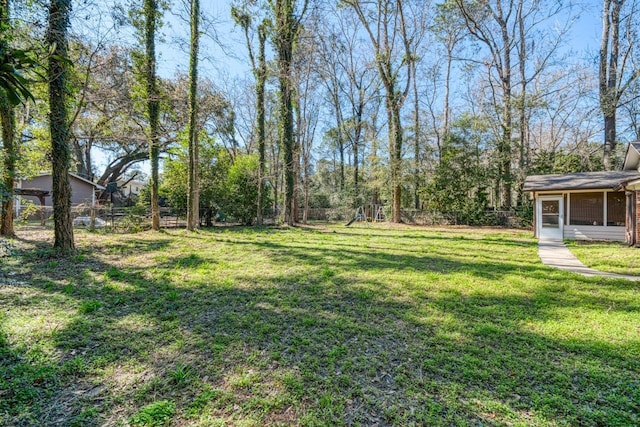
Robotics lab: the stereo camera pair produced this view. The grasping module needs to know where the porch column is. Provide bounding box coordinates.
[636,191,640,247]
[532,192,537,237]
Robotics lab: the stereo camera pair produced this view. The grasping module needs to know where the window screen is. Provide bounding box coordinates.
[607,192,625,226]
[570,192,603,226]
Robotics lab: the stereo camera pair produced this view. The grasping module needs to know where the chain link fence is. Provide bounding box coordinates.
[15,203,532,230]
[300,207,532,228]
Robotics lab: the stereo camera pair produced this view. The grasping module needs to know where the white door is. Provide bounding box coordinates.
[538,196,563,240]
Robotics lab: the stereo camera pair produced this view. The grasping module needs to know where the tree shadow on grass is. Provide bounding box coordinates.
[226,237,563,282]
[1,227,639,426]
[331,226,535,244]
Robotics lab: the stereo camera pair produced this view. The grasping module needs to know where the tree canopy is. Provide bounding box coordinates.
[2,0,638,231]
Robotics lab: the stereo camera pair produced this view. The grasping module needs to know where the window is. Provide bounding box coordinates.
[570,192,603,226]
[607,192,625,226]
[541,200,560,227]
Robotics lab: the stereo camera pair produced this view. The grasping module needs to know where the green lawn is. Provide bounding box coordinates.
[1,224,638,426]
[566,240,640,276]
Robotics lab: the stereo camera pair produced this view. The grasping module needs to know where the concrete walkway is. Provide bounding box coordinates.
[538,239,640,281]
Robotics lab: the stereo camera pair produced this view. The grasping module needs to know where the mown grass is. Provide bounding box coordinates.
[1,224,639,426]
[566,240,640,276]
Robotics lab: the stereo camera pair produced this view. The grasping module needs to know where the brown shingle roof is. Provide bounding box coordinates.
[523,170,640,192]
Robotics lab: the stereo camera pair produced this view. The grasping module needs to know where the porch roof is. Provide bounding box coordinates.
[524,170,640,192]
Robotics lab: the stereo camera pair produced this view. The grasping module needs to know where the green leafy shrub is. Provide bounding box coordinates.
[129,400,176,426]
[161,138,231,225]
[223,154,271,225]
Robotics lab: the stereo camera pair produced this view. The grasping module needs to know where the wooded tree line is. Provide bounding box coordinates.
[0,0,639,250]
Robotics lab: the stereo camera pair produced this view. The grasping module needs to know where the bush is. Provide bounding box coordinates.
[161,140,231,224]
[421,131,489,225]
[222,155,271,225]
[117,204,151,233]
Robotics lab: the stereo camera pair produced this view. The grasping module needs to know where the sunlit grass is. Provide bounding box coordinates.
[1,224,639,426]
[566,240,640,275]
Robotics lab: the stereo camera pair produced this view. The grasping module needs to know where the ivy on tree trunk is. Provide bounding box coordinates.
[0,0,15,237]
[187,0,200,231]
[273,0,307,226]
[47,0,75,252]
[256,24,267,226]
[144,0,160,230]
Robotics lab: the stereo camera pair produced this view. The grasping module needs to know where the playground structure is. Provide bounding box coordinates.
[345,204,385,226]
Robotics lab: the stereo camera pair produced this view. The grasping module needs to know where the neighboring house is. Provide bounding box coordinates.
[15,172,105,216]
[116,179,146,197]
[524,142,640,245]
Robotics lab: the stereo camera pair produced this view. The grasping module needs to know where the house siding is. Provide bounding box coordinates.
[527,143,640,244]
[18,175,97,207]
[533,190,627,241]
[564,225,625,241]
[69,177,95,205]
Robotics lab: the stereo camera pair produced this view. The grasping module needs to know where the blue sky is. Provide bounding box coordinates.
[153,1,603,81]
[156,2,251,80]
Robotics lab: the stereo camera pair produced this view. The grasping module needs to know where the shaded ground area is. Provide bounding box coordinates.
[1,225,639,426]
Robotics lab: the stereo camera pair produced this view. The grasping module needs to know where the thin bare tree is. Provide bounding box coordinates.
[342,0,419,222]
[232,4,269,225]
[600,0,639,169]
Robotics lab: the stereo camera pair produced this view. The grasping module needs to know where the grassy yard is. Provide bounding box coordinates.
[1,224,639,426]
[566,240,640,276]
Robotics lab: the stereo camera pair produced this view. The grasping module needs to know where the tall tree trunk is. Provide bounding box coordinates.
[274,0,298,226]
[256,25,266,225]
[187,0,200,231]
[516,0,527,206]
[442,44,453,144]
[332,88,345,191]
[85,143,92,180]
[280,69,294,226]
[234,10,268,225]
[346,0,414,223]
[270,142,281,218]
[391,103,403,222]
[0,95,15,236]
[412,66,421,209]
[353,132,359,196]
[600,0,621,171]
[353,102,362,197]
[71,137,93,180]
[303,165,309,224]
[47,0,75,252]
[499,8,513,209]
[293,119,300,223]
[500,81,512,208]
[144,0,160,230]
[370,105,381,206]
[384,86,404,223]
[0,0,15,236]
[436,45,455,165]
